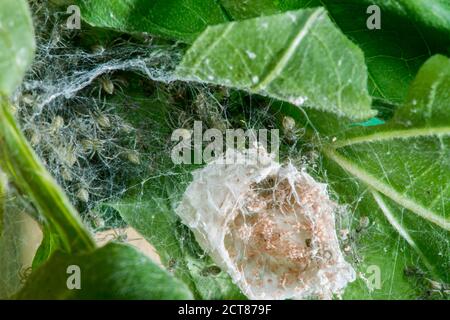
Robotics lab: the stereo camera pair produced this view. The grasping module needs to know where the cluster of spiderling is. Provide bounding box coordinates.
[20,95,141,210]
[13,2,323,265]
[9,1,445,301]
[12,1,259,232]
[11,0,183,229]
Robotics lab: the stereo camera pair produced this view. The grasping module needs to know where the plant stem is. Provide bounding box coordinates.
[0,168,6,235]
[0,97,96,253]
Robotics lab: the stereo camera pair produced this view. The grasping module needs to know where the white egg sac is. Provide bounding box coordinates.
[176,146,355,300]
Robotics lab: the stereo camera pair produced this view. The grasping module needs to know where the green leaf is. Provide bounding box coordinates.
[0,1,38,295]
[17,243,193,299]
[177,8,375,120]
[0,170,6,234]
[112,198,245,300]
[0,206,26,298]
[323,0,450,110]
[106,92,245,299]
[32,224,62,270]
[75,0,450,109]
[319,55,450,297]
[75,0,449,108]
[76,0,230,43]
[323,0,432,108]
[357,0,450,38]
[221,0,450,108]
[0,0,35,96]
[219,0,321,19]
[0,0,94,260]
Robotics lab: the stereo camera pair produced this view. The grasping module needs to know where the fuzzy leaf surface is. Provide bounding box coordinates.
[0,0,35,96]
[177,8,375,120]
[17,243,193,299]
[221,0,450,108]
[318,55,450,298]
[76,0,229,43]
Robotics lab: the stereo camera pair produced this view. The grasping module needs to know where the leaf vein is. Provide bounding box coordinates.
[334,127,450,148]
[323,147,450,230]
[252,8,324,91]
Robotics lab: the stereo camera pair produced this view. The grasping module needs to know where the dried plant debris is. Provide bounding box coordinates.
[176,146,355,299]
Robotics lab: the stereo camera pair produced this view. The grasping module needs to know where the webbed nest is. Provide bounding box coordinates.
[176,146,355,299]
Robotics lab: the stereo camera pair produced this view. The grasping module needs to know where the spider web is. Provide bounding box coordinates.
[4,0,289,298]
[2,0,361,299]
[5,0,441,300]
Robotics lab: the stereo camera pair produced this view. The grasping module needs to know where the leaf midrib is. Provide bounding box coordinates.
[370,189,439,280]
[333,126,450,148]
[252,8,325,91]
[322,146,450,231]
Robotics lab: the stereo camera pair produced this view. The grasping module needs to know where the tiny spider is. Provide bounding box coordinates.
[90,44,106,55]
[124,150,141,165]
[91,73,128,98]
[167,258,178,273]
[81,138,106,159]
[201,265,222,277]
[90,99,114,131]
[282,116,304,144]
[76,187,90,203]
[426,279,450,297]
